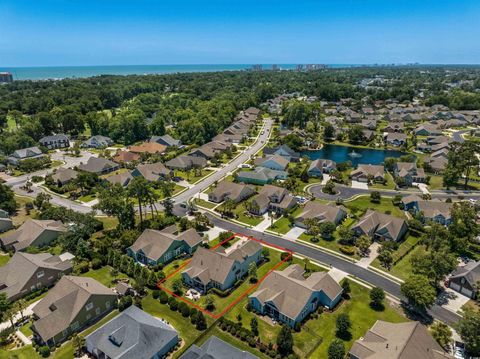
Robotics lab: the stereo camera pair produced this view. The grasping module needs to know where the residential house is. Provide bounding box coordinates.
[180,336,258,359]
[190,141,229,160]
[394,162,426,186]
[414,124,442,136]
[249,264,342,328]
[128,227,202,266]
[112,150,140,164]
[352,210,408,242]
[131,162,171,182]
[165,155,207,171]
[32,276,117,346]
[263,144,300,162]
[426,135,451,146]
[383,122,404,133]
[51,167,78,186]
[208,181,255,203]
[182,239,262,293]
[307,159,336,176]
[349,320,454,359]
[81,135,114,149]
[129,142,167,155]
[236,167,288,185]
[150,134,182,148]
[78,157,119,175]
[295,202,347,229]
[361,119,377,130]
[448,261,479,299]
[106,172,133,187]
[249,185,297,215]
[85,305,179,359]
[39,134,70,149]
[8,146,45,165]
[254,155,289,171]
[350,164,385,183]
[424,156,447,174]
[0,209,13,233]
[384,132,407,146]
[0,219,66,252]
[402,196,453,225]
[362,129,376,141]
[0,252,72,301]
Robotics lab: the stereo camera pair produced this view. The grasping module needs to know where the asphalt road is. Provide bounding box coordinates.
[205,213,462,326]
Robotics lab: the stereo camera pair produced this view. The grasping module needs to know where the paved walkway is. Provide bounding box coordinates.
[203,226,224,242]
[321,174,331,185]
[16,330,32,345]
[284,227,305,241]
[0,300,40,331]
[328,267,348,282]
[252,214,271,232]
[357,242,381,268]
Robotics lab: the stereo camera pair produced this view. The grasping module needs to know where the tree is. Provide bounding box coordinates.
[95,184,135,230]
[341,279,351,297]
[128,176,151,225]
[378,245,394,269]
[347,125,365,144]
[370,191,381,203]
[336,313,351,339]
[369,287,385,309]
[319,222,336,239]
[172,279,183,295]
[322,180,336,194]
[430,321,452,349]
[248,262,258,283]
[337,225,355,245]
[410,248,457,287]
[163,198,174,217]
[276,325,294,356]
[14,299,27,322]
[323,123,336,141]
[250,317,259,336]
[195,311,207,330]
[401,274,436,311]
[205,295,216,311]
[0,183,17,214]
[456,310,480,356]
[72,334,85,355]
[328,339,346,359]
[34,192,51,210]
[356,235,372,257]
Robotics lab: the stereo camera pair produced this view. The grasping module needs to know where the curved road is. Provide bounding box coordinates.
[205,213,462,326]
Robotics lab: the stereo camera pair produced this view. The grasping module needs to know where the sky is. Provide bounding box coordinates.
[1,0,480,67]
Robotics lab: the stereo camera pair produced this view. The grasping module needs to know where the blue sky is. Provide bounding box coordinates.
[1,0,480,66]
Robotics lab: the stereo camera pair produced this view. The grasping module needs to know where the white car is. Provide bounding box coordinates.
[238,163,253,169]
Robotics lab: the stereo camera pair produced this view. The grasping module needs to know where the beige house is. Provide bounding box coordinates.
[349,320,453,359]
[208,181,255,203]
[249,185,297,215]
[32,276,117,346]
[295,202,347,229]
[352,210,408,242]
[350,164,385,183]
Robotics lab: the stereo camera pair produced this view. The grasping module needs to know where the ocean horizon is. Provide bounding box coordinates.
[0,64,362,80]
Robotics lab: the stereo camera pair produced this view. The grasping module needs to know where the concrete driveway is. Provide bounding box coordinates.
[437,288,470,313]
[351,180,369,190]
[284,227,305,241]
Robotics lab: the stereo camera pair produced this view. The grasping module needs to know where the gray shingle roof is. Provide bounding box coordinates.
[180,336,258,359]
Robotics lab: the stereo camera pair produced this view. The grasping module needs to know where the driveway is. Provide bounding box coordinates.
[356,242,381,268]
[351,180,369,190]
[437,288,470,313]
[284,227,305,241]
[253,214,272,232]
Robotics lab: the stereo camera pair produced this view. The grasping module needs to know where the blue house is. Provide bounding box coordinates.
[249,264,342,328]
[263,144,300,162]
[182,239,262,293]
[237,167,288,185]
[401,195,452,226]
[255,155,289,171]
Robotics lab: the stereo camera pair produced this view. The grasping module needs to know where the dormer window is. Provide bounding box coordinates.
[85,302,94,311]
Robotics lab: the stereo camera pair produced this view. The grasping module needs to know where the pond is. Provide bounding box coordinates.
[302,144,407,167]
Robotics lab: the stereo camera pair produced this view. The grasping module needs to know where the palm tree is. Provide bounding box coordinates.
[128,177,150,225]
[15,299,27,322]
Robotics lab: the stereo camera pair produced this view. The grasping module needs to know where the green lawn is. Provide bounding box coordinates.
[372,243,425,281]
[95,216,119,230]
[0,254,10,267]
[345,195,406,219]
[78,193,97,203]
[369,172,396,190]
[216,203,264,227]
[428,175,444,190]
[154,184,186,200]
[81,266,129,288]
[268,217,291,234]
[0,345,40,359]
[19,322,33,337]
[193,198,217,209]
[174,169,214,184]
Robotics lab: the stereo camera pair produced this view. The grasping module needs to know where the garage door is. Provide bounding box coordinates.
[450,282,461,292]
[461,287,473,298]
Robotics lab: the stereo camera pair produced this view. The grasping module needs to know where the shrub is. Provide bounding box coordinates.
[75,261,90,273]
[91,258,102,269]
[168,297,178,311]
[339,245,356,255]
[152,290,160,299]
[159,291,168,304]
[38,346,51,358]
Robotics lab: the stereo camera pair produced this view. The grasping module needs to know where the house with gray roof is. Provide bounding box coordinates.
[180,336,258,359]
[448,261,479,299]
[51,167,78,186]
[0,252,72,301]
[131,162,172,182]
[307,159,336,177]
[263,144,300,162]
[249,264,342,328]
[350,164,385,183]
[150,134,182,148]
[208,181,255,203]
[182,238,262,293]
[255,155,290,171]
[384,132,407,146]
[39,134,70,149]
[78,157,119,175]
[349,320,453,359]
[106,172,133,187]
[402,196,452,225]
[394,162,426,186]
[236,167,288,185]
[85,305,179,359]
[128,227,202,266]
[0,219,67,252]
[0,209,13,233]
[7,146,45,165]
[249,185,297,216]
[32,276,117,346]
[295,202,347,229]
[165,155,207,171]
[352,210,408,242]
[81,135,114,149]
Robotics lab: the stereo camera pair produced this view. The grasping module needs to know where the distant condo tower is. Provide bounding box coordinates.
[0,72,13,83]
[252,64,263,71]
[272,64,279,71]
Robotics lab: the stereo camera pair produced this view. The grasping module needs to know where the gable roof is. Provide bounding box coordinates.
[33,276,116,342]
[133,162,170,181]
[129,228,202,261]
[255,155,290,170]
[78,157,118,174]
[297,202,346,224]
[113,150,141,164]
[150,134,181,147]
[351,164,385,178]
[129,142,167,155]
[1,219,66,251]
[165,155,207,169]
[51,167,78,184]
[308,159,336,172]
[0,252,72,300]
[349,321,453,359]
[450,261,480,288]
[353,210,407,241]
[209,181,254,201]
[250,264,342,320]
[180,335,258,359]
[85,305,178,359]
[11,146,43,159]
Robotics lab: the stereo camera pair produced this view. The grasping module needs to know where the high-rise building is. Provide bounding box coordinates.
[0,72,13,83]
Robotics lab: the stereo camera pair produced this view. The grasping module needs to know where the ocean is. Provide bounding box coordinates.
[0,64,357,81]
